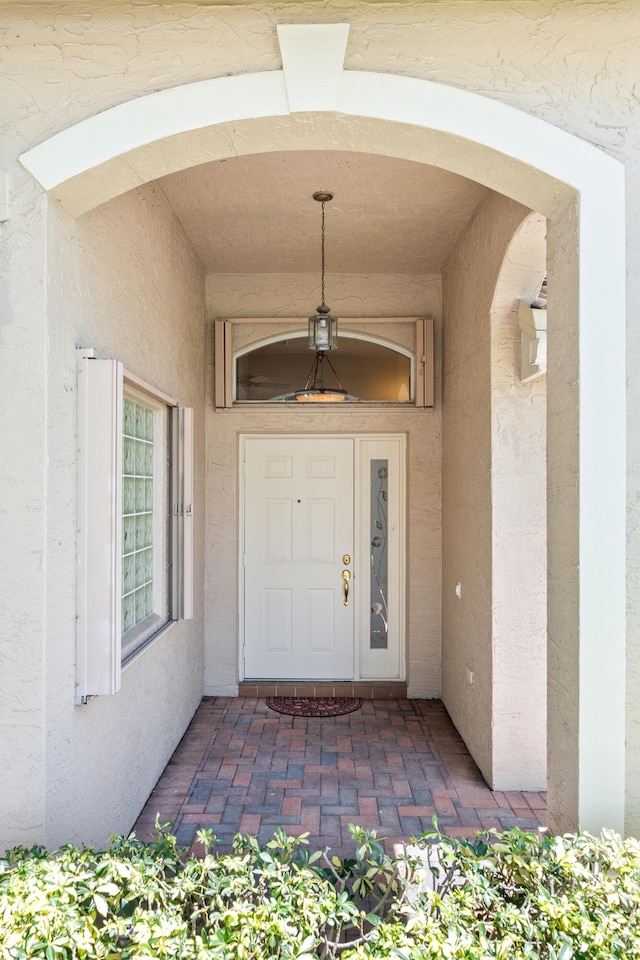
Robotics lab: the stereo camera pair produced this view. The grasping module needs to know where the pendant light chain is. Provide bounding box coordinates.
[293,190,346,400]
[321,199,326,307]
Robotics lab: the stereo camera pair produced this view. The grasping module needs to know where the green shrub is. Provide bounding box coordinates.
[1,823,639,959]
[347,826,640,959]
[0,827,353,959]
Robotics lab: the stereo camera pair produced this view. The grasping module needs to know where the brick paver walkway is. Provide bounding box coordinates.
[133,697,546,858]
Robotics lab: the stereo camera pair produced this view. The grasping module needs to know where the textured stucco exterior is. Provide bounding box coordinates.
[1,178,206,850]
[490,212,547,791]
[0,0,636,844]
[443,197,547,793]
[442,194,521,785]
[545,198,581,833]
[43,184,206,849]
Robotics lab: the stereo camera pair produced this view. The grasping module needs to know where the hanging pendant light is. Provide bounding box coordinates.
[295,191,348,402]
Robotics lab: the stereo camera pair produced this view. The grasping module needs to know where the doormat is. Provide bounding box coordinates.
[266,696,363,718]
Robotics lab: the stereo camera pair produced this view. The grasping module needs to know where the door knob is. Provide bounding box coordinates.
[341,568,351,606]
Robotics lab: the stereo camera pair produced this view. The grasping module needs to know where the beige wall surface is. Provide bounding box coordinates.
[205,272,442,698]
[41,183,206,849]
[0,186,48,849]
[1,1,638,160]
[545,198,582,833]
[490,212,547,791]
[442,193,534,787]
[0,0,639,840]
[441,197,493,785]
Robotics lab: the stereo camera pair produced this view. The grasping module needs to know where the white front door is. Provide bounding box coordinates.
[243,437,354,679]
[242,434,405,681]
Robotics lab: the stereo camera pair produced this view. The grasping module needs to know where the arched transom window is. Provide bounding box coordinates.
[214,318,434,408]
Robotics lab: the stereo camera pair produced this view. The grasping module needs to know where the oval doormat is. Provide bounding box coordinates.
[266,696,363,717]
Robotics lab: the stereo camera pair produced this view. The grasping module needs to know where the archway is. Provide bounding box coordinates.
[20,23,626,835]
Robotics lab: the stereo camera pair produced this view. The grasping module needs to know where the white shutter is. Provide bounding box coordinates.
[76,354,123,701]
[171,406,194,620]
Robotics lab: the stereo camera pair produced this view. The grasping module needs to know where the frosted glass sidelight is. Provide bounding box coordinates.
[370,459,389,649]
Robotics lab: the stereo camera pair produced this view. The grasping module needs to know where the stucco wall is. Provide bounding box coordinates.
[1,1,636,159]
[0,175,48,849]
[545,199,581,833]
[41,183,206,848]
[491,213,547,791]
[205,272,442,699]
[442,193,534,786]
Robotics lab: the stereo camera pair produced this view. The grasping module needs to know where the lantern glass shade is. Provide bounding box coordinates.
[309,313,338,352]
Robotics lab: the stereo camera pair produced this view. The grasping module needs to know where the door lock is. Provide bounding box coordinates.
[342,554,351,565]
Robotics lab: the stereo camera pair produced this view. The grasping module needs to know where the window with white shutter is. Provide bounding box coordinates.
[76,349,193,702]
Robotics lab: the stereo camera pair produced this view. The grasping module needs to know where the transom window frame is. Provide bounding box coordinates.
[214,317,434,409]
[76,349,193,703]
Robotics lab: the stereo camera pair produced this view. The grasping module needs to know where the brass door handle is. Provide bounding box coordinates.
[342,569,351,606]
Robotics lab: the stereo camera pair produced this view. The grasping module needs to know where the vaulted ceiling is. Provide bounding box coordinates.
[158,150,488,276]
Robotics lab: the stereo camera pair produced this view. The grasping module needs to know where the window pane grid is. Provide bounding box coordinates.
[122,398,154,633]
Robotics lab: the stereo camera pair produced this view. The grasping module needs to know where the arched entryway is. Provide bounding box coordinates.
[21,23,626,836]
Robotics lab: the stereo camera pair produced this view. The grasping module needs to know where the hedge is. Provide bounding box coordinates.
[1,822,639,958]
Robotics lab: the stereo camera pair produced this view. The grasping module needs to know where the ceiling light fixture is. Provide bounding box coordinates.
[295,191,348,402]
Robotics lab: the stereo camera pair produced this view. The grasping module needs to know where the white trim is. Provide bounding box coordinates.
[352,444,362,682]
[358,436,406,681]
[277,23,350,112]
[20,72,289,191]
[239,433,406,683]
[120,386,170,655]
[234,330,414,361]
[578,187,626,832]
[76,356,123,701]
[19,66,621,214]
[171,406,194,621]
[338,70,617,194]
[124,370,177,408]
[120,620,175,671]
[77,353,194,698]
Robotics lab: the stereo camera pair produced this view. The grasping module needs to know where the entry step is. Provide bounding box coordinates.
[238,681,407,699]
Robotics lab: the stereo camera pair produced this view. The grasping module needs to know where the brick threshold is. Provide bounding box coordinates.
[238,680,407,699]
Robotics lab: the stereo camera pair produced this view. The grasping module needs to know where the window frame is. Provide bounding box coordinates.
[214,317,434,409]
[120,382,171,664]
[76,350,193,703]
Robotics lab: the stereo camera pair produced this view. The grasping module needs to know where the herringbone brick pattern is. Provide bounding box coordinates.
[133,697,546,858]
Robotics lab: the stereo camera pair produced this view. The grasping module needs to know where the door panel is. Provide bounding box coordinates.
[264,500,292,563]
[307,500,335,561]
[243,437,354,679]
[264,589,292,652]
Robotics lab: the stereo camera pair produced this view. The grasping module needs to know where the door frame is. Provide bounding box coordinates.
[239,433,406,682]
